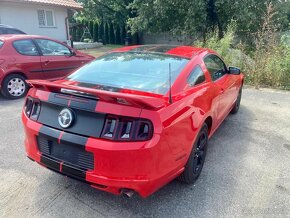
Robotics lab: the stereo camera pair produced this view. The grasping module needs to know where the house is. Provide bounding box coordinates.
[0,0,82,42]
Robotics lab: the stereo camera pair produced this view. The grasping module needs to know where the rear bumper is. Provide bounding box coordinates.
[22,113,183,197]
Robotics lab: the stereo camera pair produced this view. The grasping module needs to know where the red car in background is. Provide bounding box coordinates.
[22,45,244,198]
[0,35,95,99]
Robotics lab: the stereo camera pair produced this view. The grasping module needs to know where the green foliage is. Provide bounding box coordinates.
[128,0,207,36]
[128,0,289,44]
[77,0,134,27]
[196,12,290,90]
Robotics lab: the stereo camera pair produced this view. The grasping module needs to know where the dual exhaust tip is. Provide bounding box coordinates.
[120,188,135,198]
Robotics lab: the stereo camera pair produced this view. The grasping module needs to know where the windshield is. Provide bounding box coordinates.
[67,52,189,94]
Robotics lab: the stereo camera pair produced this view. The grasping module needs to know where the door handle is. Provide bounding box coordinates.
[44,60,50,65]
[220,88,225,94]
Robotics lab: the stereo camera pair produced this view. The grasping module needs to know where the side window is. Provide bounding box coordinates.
[204,55,227,81]
[35,39,71,56]
[13,39,39,56]
[187,65,206,86]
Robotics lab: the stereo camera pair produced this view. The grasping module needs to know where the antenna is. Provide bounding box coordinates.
[168,63,173,104]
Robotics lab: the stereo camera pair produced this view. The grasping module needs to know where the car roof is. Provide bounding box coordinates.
[0,24,13,28]
[0,34,60,42]
[112,45,213,59]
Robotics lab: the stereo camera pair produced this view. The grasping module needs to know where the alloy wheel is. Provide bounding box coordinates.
[7,78,26,97]
[193,132,207,174]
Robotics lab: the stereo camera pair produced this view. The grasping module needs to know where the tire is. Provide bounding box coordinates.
[1,74,28,99]
[230,86,243,114]
[178,123,208,184]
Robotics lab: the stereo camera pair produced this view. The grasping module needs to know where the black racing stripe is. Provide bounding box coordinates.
[62,163,86,179]
[39,125,61,141]
[38,125,89,147]
[60,131,88,147]
[48,93,69,106]
[38,102,105,138]
[41,155,60,171]
[69,96,97,112]
[30,66,77,73]
[40,155,86,180]
[48,93,97,112]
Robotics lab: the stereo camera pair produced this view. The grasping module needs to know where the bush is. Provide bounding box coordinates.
[194,3,290,90]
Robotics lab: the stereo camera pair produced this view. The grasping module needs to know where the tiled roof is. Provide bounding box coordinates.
[6,0,83,9]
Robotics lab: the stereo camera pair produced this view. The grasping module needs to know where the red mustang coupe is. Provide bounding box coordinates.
[0,35,95,99]
[22,45,244,198]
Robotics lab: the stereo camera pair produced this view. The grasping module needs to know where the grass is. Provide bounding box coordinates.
[195,4,290,90]
[80,44,123,57]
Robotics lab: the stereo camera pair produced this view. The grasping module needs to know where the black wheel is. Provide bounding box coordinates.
[230,86,242,114]
[1,74,28,99]
[178,123,208,184]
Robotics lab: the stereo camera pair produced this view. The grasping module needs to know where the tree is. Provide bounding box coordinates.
[93,21,99,42]
[109,23,115,44]
[77,0,134,28]
[127,0,289,43]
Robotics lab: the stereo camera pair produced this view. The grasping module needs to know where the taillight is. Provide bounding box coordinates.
[24,97,41,120]
[24,97,33,117]
[101,115,153,141]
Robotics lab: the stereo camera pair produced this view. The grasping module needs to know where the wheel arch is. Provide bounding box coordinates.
[1,71,27,86]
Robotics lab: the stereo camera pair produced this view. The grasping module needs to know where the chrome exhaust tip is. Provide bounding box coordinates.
[121,189,135,198]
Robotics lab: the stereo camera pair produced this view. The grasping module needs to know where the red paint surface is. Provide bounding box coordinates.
[22,45,244,197]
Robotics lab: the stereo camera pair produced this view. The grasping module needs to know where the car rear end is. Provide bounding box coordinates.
[22,82,175,197]
[22,51,190,197]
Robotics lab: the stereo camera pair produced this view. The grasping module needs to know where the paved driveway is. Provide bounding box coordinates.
[0,87,289,218]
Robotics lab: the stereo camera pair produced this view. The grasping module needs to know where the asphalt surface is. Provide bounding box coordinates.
[0,87,290,218]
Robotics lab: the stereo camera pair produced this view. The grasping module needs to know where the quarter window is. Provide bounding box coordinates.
[13,40,39,56]
[35,39,71,56]
[37,10,55,27]
[204,55,227,81]
[187,65,206,86]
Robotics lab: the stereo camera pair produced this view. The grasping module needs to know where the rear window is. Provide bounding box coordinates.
[0,41,3,49]
[6,29,25,34]
[67,52,189,94]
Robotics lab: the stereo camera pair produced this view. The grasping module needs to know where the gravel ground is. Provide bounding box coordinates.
[0,87,289,218]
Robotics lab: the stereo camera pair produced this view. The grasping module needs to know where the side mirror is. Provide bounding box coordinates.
[228,66,241,75]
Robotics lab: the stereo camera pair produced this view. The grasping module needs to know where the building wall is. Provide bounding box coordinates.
[0,2,68,42]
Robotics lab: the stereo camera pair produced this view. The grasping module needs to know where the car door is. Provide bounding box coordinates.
[34,39,82,80]
[12,39,43,79]
[204,55,236,122]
